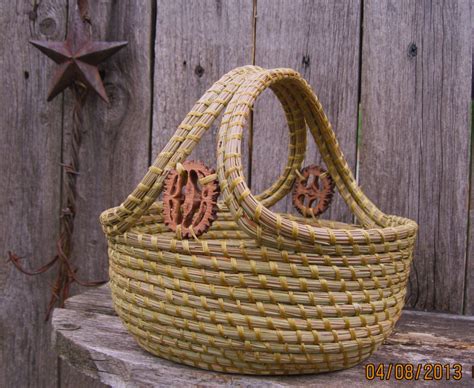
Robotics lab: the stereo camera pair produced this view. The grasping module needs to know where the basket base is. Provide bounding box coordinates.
[131,335,381,376]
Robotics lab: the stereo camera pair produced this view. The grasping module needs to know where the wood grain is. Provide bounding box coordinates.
[52,285,474,387]
[360,0,471,313]
[59,364,106,388]
[60,1,154,386]
[252,0,361,218]
[0,2,67,387]
[465,0,474,315]
[152,0,254,174]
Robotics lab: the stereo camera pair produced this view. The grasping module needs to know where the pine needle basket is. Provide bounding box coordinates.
[100,66,418,375]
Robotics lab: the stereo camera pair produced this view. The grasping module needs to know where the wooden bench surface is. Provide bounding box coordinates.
[52,285,474,387]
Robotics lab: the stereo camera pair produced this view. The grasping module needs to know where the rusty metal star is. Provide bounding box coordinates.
[30,6,127,103]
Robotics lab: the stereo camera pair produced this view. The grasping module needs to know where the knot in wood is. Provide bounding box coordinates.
[163,161,220,238]
[292,165,335,217]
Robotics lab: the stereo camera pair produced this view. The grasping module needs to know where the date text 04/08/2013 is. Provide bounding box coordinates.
[365,363,466,381]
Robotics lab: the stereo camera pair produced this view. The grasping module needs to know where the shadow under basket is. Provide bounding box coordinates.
[100,66,418,375]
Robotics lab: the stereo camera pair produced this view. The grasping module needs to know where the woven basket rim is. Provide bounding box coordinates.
[101,202,418,238]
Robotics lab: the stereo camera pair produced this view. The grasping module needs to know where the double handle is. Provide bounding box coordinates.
[102,66,393,249]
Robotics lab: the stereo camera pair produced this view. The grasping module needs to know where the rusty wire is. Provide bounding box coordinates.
[9,82,106,321]
[8,0,107,321]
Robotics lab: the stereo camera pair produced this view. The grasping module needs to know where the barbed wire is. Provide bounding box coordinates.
[8,0,107,321]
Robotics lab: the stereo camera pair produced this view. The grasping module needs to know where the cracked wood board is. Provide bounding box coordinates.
[252,0,361,219]
[359,0,471,313]
[0,2,67,387]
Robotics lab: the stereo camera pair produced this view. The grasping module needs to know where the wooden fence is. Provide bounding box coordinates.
[0,0,472,386]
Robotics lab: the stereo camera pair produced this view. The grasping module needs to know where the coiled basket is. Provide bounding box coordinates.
[100,66,418,375]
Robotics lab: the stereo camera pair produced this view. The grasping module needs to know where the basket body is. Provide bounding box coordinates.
[101,66,418,375]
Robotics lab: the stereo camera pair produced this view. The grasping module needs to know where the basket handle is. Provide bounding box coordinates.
[215,68,391,249]
[101,66,308,235]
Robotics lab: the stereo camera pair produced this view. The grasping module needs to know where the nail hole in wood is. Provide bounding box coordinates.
[57,323,81,331]
[302,55,310,68]
[408,43,418,58]
[195,65,204,78]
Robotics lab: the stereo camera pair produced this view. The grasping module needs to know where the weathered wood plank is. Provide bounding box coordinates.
[59,363,106,388]
[252,0,361,217]
[465,0,474,315]
[0,2,67,387]
[61,1,154,386]
[360,0,471,313]
[152,0,254,172]
[65,284,115,316]
[52,285,474,387]
[64,0,152,290]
